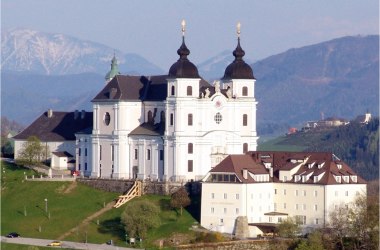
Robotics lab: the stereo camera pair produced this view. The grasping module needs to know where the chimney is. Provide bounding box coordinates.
[242,169,248,179]
[269,167,273,178]
[47,109,53,118]
[81,110,86,119]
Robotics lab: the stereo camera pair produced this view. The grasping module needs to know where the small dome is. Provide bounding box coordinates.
[105,55,120,81]
[223,38,255,80]
[168,37,200,78]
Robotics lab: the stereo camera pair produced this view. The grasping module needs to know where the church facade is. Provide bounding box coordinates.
[76,24,259,181]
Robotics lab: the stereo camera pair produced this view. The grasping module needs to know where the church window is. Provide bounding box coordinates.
[243,114,248,126]
[188,114,193,126]
[243,143,248,153]
[160,150,163,161]
[242,86,248,96]
[99,145,102,160]
[148,110,153,123]
[188,143,193,154]
[78,163,81,170]
[170,113,174,126]
[188,160,193,172]
[214,112,222,124]
[85,148,87,156]
[187,86,192,96]
[147,149,151,160]
[160,111,165,124]
[78,148,81,156]
[171,85,175,96]
[111,145,114,161]
[85,162,87,171]
[134,149,138,160]
[104,112,111,126]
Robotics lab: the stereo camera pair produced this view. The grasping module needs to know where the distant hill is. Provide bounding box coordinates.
[254,35,379,128]
[259,118,379,181]
[1,71,104,125]
[1,28,164,75]
[2,31,378,133]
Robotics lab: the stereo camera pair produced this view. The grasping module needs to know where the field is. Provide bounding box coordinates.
[257,136,307,151]
[1,161,198,249]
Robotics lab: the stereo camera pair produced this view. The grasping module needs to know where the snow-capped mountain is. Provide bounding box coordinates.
[1,28,164,75]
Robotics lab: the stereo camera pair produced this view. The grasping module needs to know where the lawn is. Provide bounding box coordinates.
[1,161,118,240]
[1,161,199,249]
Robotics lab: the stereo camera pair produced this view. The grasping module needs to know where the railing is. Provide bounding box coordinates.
[114,181,142,208]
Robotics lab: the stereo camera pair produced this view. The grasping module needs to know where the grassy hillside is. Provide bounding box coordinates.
[1,161,198,249]
[258,118,379,181]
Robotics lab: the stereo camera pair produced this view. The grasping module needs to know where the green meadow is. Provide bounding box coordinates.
[1,161,198,248]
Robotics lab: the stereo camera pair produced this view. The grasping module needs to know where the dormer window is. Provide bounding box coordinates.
[335,176,341,183]
[351,175,357,183]
[337,164,342,169]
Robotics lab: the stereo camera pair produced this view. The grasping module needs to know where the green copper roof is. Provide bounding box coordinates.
[105,55,120,81]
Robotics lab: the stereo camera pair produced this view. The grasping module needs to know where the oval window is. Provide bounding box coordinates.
[104,112,111,126]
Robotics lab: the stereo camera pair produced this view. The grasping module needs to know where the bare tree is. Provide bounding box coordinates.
[170,187,191,216]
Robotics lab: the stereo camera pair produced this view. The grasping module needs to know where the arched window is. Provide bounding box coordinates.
[242,86,248,96]
[147,149,151,160]
[188,143,193,154]
[243,143,248,153]
[243,114,248,126]
[171,85,175,96]
[187,86,192,96]
[148,110,153,123]
[188,114,193,126]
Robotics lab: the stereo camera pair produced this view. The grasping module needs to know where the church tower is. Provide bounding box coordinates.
[221,22,258,152]
[104,54,120,83]
[164,20,202,181]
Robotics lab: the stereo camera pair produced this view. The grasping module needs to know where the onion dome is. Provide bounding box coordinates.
[223,23,255,80]
[168,20,200,78]
[105,54,120,82]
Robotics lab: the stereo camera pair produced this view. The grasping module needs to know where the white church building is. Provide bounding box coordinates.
[76,22,258,181]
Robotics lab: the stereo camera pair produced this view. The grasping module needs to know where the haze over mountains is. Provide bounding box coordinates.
[1,29,378,135]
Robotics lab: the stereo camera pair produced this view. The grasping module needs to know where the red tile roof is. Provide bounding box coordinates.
[207,151,366,185]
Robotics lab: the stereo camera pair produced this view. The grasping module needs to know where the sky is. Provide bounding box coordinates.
[2,0,379,70]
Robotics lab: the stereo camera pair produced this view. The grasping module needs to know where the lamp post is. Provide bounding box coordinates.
[44,198,48,212]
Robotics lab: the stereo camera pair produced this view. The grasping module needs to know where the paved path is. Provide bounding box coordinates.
[57,200,116,240]
[1,236,140,250]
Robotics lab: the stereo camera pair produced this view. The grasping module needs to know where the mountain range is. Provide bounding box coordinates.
[1,29,378,135]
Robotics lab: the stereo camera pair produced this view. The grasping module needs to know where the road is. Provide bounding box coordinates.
[1,236,141,250]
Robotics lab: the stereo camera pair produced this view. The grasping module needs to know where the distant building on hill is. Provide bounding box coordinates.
[200,151,366,238]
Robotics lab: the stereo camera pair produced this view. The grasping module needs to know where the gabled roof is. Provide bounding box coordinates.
[210,154,268,183]
[206,151,366,185]
[13,111,93,141]
[93,74,211,102]
[129,122,165,136]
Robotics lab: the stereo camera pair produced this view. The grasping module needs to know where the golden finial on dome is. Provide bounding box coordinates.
[237,22,241,38]
[181,19,186,36]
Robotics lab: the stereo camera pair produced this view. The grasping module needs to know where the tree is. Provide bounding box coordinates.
[121,200,160,238]
[295,230,324,250]
[170,187,191,216]
[276,217,301,238]
[16,136,45,166]
[328,193,379,250]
